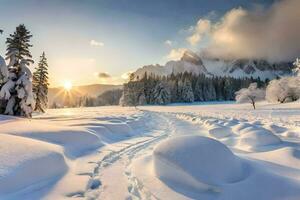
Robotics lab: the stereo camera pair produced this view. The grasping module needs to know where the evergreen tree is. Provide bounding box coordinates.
[120,71,265,106]
[194,76,204,101]
[6,24,33,64]
[33,52,49,112]
[0,24,35,117]
[181,79,194,102]
[153,82,171,105]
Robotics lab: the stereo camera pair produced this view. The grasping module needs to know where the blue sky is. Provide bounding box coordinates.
[0,0,274,86]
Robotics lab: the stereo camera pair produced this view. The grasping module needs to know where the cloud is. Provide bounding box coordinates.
[90,40,104,47]
[94,72,127,85]
[164,40,173,46]
[188,0,300,62]
[95,72,111,79]
[166,48,187,60]
[187,19,211,45]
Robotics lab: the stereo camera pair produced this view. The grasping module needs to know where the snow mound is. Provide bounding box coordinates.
[265,124,287,134]
[0,134,68,196]
[208,125,234,139]
[153,136,245,190]
[0,121,103,158]
[237,129,281,149]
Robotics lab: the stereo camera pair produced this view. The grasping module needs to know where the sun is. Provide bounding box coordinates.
[63,81,73,91]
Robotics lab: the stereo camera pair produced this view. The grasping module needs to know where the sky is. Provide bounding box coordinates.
[0,0,278,87]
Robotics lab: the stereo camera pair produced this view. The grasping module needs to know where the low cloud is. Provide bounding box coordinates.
[187,19,211,45]
[166,48,187,60]
[90,40,104,47]
[188,0,300,62]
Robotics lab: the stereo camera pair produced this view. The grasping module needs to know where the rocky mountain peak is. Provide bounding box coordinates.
[180,50,203,66]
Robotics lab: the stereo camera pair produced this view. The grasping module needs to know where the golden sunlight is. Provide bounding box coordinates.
[63,81,73,91]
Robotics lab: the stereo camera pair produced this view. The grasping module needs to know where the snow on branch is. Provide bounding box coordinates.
[235,83,265,109]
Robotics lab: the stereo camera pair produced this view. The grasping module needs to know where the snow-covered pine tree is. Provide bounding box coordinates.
[194,76,204,101]
[0,24,35,117]
[33,52,49,112]
[181,79,194,102]
[153,82,170,105]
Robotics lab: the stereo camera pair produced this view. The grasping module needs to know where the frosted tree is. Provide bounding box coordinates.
[293,58,300,76]
[0,25,35,117]
[266,77,300,103]
[153,82,170,105]
[203,81,216,101]
[235,83,265,109]
[194,77,204,101]
[33,52,49,112]
[120,81,145,106]
[180,79,194,102]
[0,55,9,84]
[137,93,146,105]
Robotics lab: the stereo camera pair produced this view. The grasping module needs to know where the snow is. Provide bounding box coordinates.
[153,136,245,189]
[0,134,67,197]
[237,128,281,150]
[133,51,291,81]
[1,103,300,199]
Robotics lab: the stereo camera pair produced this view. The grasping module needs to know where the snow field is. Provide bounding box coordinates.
[0,107,149,199]
[2,103,300,199]
[135,103,300,199]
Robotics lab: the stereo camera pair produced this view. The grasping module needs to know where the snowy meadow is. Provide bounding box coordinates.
[1,102,300,200]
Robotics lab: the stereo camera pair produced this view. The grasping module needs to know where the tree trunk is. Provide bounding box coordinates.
[251,100,256,109]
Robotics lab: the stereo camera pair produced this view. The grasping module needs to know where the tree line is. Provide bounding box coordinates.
[120,72,267,106]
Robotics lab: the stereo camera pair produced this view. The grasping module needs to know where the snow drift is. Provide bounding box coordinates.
[153,135,245,191]
[237,128,281,150]
[0,134,67,196]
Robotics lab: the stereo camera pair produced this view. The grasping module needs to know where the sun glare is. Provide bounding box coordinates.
[64,81,73,91]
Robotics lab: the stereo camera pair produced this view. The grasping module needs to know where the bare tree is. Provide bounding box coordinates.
[235,83,265,109]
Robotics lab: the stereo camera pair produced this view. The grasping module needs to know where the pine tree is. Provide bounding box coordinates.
[181,79,194,102]
[0,24,35,117]
[194,76,204,101]
[6,24,33,64]
[33,52,49,112]
[153,82,171,105]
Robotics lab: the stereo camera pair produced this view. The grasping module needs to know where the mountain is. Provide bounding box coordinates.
[48,84,122,107]
[203,58,292,80]
[133,50,293,80]
[134,50,209,79]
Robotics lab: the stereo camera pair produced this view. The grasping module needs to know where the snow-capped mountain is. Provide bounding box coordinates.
[133,50,209,79]
[133,50,293,80]
[202,58,292,80]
